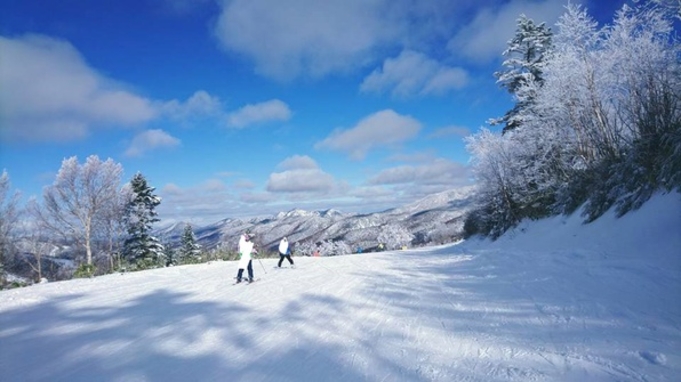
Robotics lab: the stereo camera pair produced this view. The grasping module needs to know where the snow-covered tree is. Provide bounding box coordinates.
[123,173,164,268]
[534,2,680,216]
[22,202,52,282]
[466,1,680,236]
[37,156,124,266]
[95,184,131,272]
[295,239,350,257]
[377,224,414,250]
[294,240,314,256]
[492,14,552,133]
[178,224,202,264]
[0,170,20,279]
[338,240,352,256]
[465,129,525,237]
[317,240,335,256]
[609,2,681,210]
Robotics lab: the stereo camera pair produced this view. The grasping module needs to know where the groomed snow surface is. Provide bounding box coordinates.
[1,193,679,381]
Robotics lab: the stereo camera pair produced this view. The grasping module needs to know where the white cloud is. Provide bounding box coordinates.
[240,191,277,204]
[277,155,319,170]
[124,129,181,157]
[368,158,469,186]
[266,169,336,193]
[0,34,157,143]
[447,0,569,62]
[388,151,439,163]
[213,0,566,80]
[162,90,223,121]
[233,179,256,189]
[0,36,228,143]
[428,126,472,139]
[161,183,184,196]
[315,109,422,160]
[361,50,468,97]
[211,0,573,81]
[350,185,394,199]
[158,180,238,225]
[214,0,401,80]
[201,178,228,192]
[226,99,292,128]
[267,155,336,193]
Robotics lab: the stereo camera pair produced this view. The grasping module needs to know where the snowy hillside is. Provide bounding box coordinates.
[0,192,679,381]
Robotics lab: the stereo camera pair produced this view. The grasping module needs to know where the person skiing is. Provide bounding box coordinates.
[277,236,295,268]
[235,232,256,283]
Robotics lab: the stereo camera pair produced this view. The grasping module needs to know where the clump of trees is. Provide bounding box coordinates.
[0,170,20,285]
[0,157,174,286]
[377,224,414,250]
[465,2,681,238]
[296,239,351,257]
[292,223,415,256]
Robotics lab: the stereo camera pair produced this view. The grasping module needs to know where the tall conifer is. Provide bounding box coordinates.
[123,173,164,267]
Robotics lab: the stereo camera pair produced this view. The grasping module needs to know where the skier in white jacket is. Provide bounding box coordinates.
[277,237,294,268]
[235,233,256,283]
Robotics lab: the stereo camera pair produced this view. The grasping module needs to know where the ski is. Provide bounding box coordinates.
[232,278,260,285]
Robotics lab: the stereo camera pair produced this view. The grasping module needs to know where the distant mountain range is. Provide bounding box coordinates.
[158,186,476,254]
[4,186,475,285]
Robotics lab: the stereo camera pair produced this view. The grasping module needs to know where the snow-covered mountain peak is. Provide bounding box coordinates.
[276,208,316,219]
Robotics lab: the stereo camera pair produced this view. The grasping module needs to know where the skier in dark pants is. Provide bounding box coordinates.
[277,237,295,268]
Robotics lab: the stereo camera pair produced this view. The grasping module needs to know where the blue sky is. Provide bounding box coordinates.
[0,0,625,225]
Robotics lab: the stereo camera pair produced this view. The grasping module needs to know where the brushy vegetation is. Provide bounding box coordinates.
[464,2,681,239]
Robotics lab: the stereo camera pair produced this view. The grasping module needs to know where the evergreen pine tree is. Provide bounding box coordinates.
[492,14,552,134]
[178,224,202,264]
[164,243,177,267]
[123,172,164,268]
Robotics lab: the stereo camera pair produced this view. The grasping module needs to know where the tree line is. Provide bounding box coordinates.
[0,151,422,287]
[0,157,212,287]
[464,1,681,238]
[0,156,417,287]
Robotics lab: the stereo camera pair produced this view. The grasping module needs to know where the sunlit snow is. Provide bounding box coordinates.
[1,192,679,381]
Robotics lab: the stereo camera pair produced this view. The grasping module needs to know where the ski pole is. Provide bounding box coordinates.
[257,257,267,274]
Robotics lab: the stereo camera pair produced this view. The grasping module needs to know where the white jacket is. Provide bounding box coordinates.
[238,236,254,269]
[279,238,289,255]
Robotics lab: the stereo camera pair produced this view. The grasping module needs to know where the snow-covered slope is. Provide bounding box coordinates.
[0,192,679,381]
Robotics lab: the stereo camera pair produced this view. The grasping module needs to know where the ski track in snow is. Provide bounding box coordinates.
[0,193,680,382]
[0,249,678,382]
